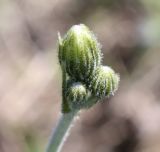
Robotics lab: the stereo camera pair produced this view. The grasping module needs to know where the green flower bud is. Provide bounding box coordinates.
[66,82,90,110]
[58,24,102,81]
[89,66,119,98]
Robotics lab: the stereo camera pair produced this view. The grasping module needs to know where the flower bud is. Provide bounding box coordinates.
[89,66,119,98]
[58,24,101,81]
[66,82,89,110]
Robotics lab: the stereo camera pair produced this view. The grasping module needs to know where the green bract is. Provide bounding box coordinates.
[58,24,101,81]
[89,66,119,98]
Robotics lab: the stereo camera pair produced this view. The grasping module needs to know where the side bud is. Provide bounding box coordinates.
[89,66,119,98]
[66,82,89,110]
[58,24,101,81]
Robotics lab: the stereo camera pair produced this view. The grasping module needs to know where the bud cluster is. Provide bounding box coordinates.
[58,24,119,113]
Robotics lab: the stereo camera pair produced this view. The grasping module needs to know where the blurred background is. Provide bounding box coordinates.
[0,0,160,152]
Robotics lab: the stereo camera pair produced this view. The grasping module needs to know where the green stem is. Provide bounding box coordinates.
[62,68,70,113]
[46,110,78,152]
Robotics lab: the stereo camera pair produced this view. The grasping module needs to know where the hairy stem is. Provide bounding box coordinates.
[46,110,78,152]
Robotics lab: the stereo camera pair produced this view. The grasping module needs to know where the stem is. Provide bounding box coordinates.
[62,68,70,113]
[46,110,78,152]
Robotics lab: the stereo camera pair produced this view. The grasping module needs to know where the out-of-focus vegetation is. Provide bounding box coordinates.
[0,0,160,152]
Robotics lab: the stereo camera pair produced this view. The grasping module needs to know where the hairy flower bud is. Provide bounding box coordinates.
[66,82,90,110]
[58,24,101,81]
[89,66,119,98]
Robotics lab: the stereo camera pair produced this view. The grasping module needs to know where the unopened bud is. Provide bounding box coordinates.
[66,82,89,110]
[58,24,102,81]
[89,66,119,98]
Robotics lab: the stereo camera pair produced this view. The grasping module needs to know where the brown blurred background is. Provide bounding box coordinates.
[0,0,160,152]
